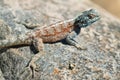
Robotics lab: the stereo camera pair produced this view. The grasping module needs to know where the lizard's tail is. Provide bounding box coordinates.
[0,35,31,49]
[0,39,16,48]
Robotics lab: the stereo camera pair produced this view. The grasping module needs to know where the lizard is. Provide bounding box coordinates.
[0,9,100,77]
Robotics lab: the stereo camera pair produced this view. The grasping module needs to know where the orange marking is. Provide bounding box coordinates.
[33,20,74,38]
[41,22,73,37]
[53,68,60,75]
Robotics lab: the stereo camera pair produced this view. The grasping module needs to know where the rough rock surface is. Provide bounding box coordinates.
[0,0,120,80]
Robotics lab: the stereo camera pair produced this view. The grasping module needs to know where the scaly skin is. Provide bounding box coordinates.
[0,9,100,78]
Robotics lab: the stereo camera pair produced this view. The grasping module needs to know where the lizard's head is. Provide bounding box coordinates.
[74,9,100,28]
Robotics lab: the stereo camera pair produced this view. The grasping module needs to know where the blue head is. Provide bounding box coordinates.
[74,9,100,28]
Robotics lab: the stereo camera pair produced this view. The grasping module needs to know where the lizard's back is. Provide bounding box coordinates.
[31,19,75,42]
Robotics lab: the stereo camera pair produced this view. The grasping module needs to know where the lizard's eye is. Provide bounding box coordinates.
[88,14,95,19]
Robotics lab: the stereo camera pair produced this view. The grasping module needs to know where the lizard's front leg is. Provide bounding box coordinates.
[66,31,87,50]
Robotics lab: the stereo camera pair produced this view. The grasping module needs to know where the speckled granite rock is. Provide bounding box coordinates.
[0,69,5,80]
[0,0,120,80]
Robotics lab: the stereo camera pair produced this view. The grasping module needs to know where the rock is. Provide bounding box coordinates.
[0,69,5,80]
[0,0,120,80]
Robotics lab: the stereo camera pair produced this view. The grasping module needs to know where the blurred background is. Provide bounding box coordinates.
[91,0,120,19]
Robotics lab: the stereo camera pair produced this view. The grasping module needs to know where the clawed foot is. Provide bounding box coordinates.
[75,44,87,50]
[29,62,40,75]
[20,62,40,80]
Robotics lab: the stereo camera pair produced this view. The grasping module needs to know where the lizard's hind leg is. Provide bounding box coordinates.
[20,38,45,79]
[29,38,45,76]
[29,38,45,77]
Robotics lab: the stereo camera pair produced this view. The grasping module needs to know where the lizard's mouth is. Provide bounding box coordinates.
[89,14,101,24]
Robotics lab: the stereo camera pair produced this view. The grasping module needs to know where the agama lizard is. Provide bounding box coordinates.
[0,9,100,77]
